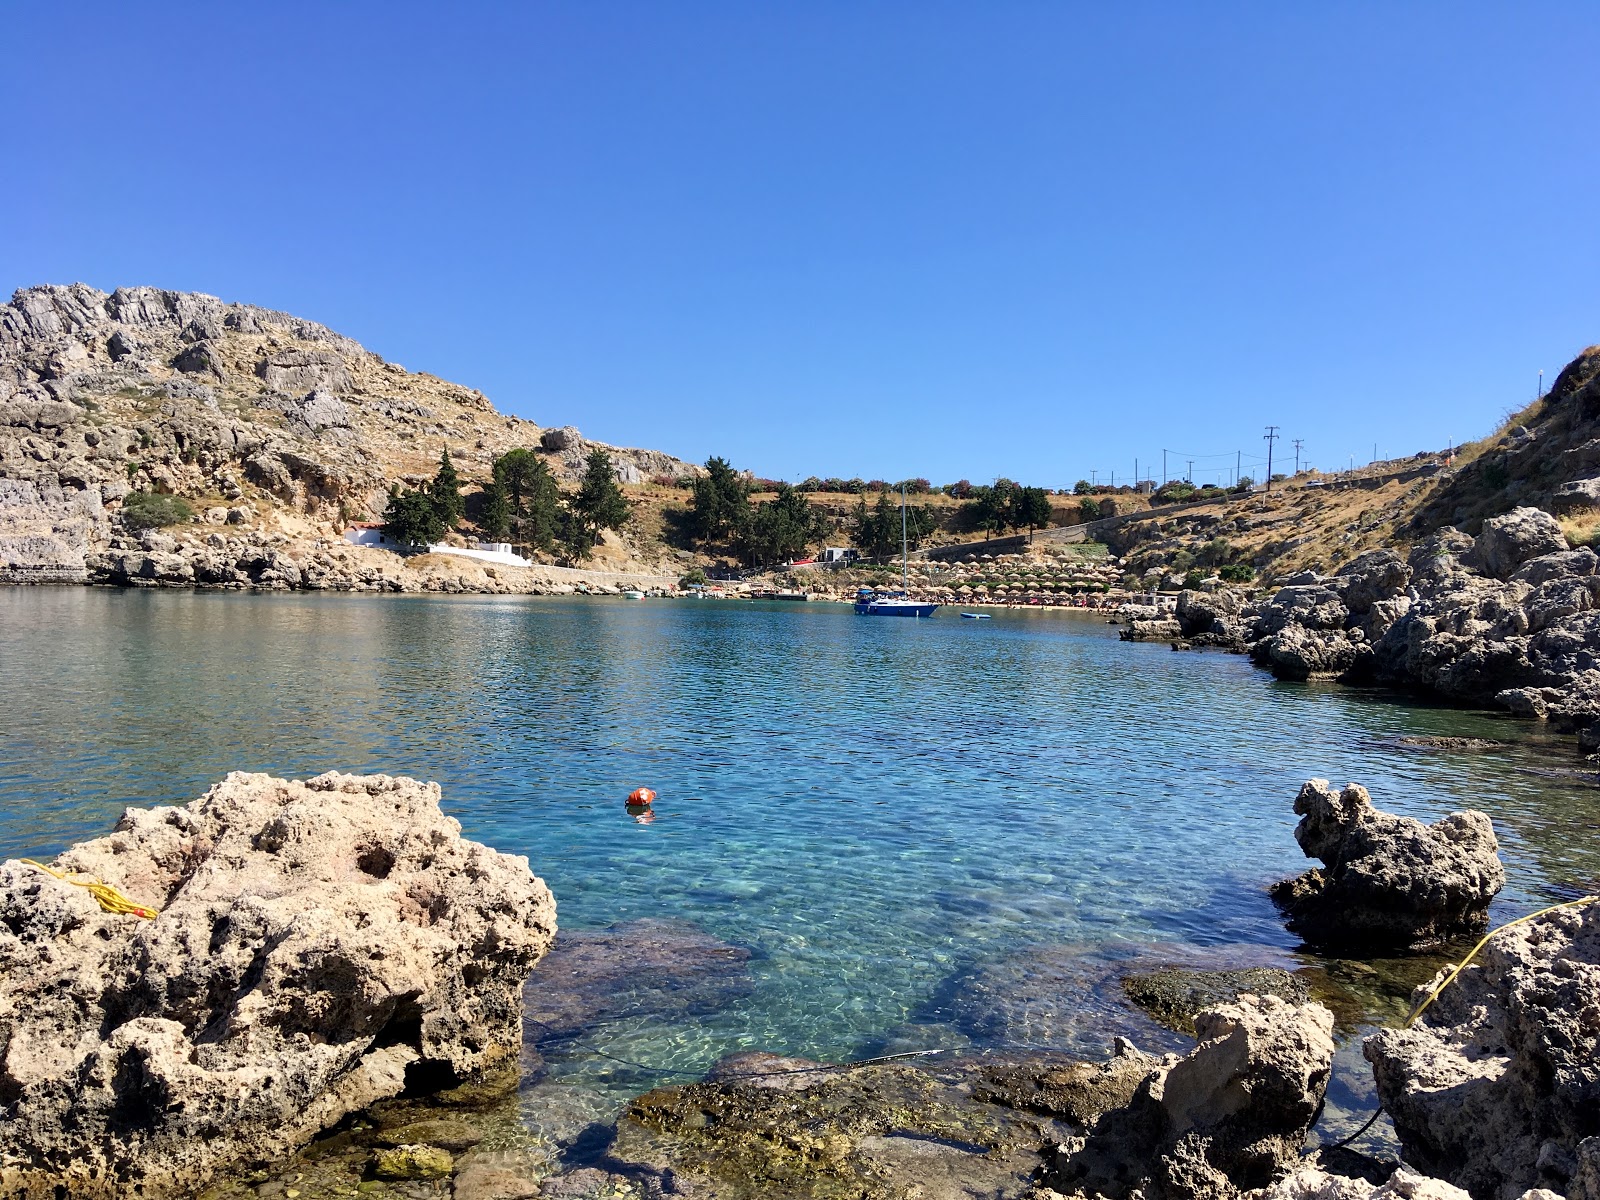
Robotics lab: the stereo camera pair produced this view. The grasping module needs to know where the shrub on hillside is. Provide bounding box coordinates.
[1220,562,1256,582]
[119,491,194,530]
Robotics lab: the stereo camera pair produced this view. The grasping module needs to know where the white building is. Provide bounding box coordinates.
[343,525,532,568]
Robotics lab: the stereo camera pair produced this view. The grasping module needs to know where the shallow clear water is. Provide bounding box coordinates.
[3,588,1597,1110]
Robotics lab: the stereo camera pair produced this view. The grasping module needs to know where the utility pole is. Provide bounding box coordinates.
[1373,442,1378,464]
[1539,370,1544,398]
[1091,470,1097,487]
[1162,450,1168,487]
[1236,450,1241,488]
[1186,459,1194,482]
[1292,439,1303,475]
[1264,426,1280,492]
[1135,458,1139,488]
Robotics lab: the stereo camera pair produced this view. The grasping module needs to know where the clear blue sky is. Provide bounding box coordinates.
[5,2,1597,487]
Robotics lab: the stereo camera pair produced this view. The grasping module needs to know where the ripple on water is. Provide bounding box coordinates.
[2,589,1596,1122]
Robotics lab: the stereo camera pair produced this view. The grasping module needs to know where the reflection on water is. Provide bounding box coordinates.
[3,587,1596,1103]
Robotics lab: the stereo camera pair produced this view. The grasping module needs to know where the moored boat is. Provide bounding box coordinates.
[855,484,940,619]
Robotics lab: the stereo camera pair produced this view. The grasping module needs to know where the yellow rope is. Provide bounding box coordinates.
[18,859,160,920]
[1403,894,1598,1028]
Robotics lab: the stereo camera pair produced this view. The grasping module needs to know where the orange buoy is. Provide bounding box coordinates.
[627,787,656,807]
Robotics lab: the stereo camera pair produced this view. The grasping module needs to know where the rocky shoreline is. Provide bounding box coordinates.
[1118,507,1600,758]
[3,771,1593,1200]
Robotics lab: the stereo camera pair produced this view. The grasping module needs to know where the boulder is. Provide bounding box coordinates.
[540,426,579,452]
[1551,478,1600,514]
[0,771,555,1198]
[1042,995,1336,1200]
[1471,508,1569,581]
[170,339,226,378]
[1270,780,1504,953]
[1365,901,1600,1200]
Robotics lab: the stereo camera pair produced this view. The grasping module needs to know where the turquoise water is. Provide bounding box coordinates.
[3,588,1597,1102]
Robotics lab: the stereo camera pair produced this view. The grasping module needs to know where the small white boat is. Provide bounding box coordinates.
[960,612,990,620]
[623,590,646,600]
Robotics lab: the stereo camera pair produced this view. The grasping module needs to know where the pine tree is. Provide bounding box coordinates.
[428,448,464,527]
[479,478,513,540]
[563,449,630,560]
[381,485,446,548]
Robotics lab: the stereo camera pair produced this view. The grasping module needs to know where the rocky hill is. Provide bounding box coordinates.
[0,284,696,584]
[1101,344,1600,591]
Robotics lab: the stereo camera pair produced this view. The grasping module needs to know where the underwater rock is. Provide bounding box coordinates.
[1365,902,1600,1200]
[0,771,555,1199]
[605,1051,1062,1200]
[1120,967,1309,1035]
[1042,995,1336,1200]
[372,1143,455,1181]
[927,942,1296,1057]
[523,917,753,1046]
[1270,779,1504,953]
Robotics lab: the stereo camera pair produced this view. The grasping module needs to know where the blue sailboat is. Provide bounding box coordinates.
[854,485,939,618]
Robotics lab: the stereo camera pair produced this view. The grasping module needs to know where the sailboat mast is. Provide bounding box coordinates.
[901,483,909,591]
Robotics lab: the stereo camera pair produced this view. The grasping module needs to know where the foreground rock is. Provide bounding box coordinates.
[1256,1166,1476,1200]
[0,771,556,1198]
[1041,995,1336,1200]
[1270,780,1504,953]
[1365,901,1600,1200]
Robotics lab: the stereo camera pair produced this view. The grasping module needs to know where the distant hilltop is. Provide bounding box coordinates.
[0,283,696,581]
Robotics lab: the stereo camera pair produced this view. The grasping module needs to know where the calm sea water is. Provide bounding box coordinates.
[3,588,1596,1113]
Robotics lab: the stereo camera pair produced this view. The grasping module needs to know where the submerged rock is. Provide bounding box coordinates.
[1270,780,1504,953]
[523,917,753,1045]
[926,942,1301,1058]
[607,1050,1064,1200]
[1121,967,1309,1036]
[1041,994,1336,1200]
[1364,901,1600,1200]
[0,771,555,1199]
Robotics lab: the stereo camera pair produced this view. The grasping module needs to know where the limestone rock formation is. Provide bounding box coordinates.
[1365,901,1600,1200]
[0,283,695,586]
[1176,588,1251,650]
[0,771,556,1198]
[1237,514,1600,752]
[1270,780,1504,953]
[1042,995,1335,1200]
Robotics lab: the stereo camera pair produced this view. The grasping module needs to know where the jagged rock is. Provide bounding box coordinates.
[0,771,556,1198]
[1256,624,1365,681]
[1042,995,1335,1200]
[1122,618,1184,642]
[171,339,226,378]
[540,425,578,452]
[1257,1166,1473,1200]
[1365,902,1600,1200]
[294,388,349,429]
[1470,508,1570,581]
[1176,589,1251,649]
[1270,780,1504,953]
[255,347,353,394]
[1551,478,1600,514]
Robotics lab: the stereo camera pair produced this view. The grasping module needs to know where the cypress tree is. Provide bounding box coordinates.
[428,448,464,526]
